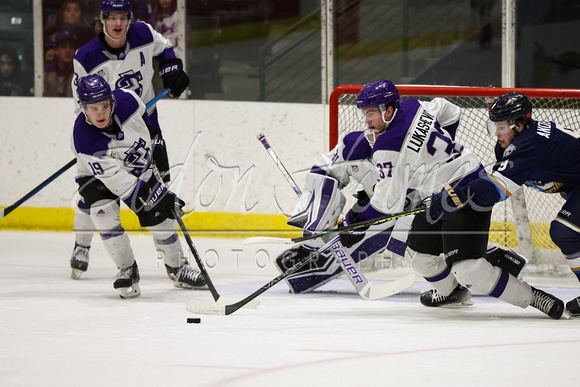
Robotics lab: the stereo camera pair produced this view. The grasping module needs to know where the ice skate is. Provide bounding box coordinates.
[420,285,473,307]
[70,243,90,279]
[166,264,206,289]
[113,261,141,299]
[565,296,580,317]
[530,287,565,320]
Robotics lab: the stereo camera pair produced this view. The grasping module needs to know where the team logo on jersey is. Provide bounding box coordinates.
[124,138,151,176]
[97,69,106,78]
[503,144,516,157]
[351,165,359,173]
[116,70,144,97]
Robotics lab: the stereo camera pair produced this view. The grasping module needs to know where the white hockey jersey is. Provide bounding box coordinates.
[72,21,175,116]
[365,97,483,219]
[72,88,153,201]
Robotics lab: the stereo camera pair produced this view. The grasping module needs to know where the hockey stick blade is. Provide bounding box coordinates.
[359,273,415,300]
[186,296,260,315]
[187,236,340,315]
[243,236,294,245]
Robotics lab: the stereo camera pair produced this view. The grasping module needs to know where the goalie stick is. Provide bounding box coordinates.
[257,132,302,196]
[253,137,417,302]
[186,235,415,315]
[244,206,427,245]
[0,89,171,221]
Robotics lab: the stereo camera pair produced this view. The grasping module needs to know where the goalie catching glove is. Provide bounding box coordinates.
[159,58,189,98]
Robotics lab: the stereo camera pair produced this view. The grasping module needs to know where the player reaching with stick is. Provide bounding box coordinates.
[69,0,189,278]
[276,80,526,295]
[424,91,580,318]
[72,74,204,298]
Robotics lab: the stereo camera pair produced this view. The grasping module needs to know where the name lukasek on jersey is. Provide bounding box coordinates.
[407,109,435,153]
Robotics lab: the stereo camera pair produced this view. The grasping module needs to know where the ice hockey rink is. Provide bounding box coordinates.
[2,230,580,387]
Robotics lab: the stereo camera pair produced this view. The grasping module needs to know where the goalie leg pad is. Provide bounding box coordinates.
[276,223,392,294]
[275,245,340,293]
[287,173,345,231]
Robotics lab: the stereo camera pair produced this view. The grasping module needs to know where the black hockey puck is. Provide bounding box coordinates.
[187,317,201,324]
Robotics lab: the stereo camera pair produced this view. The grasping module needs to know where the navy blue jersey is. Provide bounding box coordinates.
[488,121,580,199]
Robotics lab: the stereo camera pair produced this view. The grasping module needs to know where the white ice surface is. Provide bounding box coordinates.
[1,230,580,387]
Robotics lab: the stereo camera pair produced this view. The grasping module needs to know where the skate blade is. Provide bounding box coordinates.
[173,282,209,290]
[71,268,84,280]
[118,284,141,299]
[441,299,474,307]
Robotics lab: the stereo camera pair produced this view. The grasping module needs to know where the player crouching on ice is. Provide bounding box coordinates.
[275,80,527,299]
[72,74,205,298]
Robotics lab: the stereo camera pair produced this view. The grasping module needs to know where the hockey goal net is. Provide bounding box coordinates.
[330,85,580,271]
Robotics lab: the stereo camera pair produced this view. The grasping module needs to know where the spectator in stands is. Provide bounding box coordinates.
[0,46,27,96]
[45,0,96,48]
[151,0,178,47]
[44,30,77,97]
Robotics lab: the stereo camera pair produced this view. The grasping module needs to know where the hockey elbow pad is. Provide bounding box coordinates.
[159,58,189,98]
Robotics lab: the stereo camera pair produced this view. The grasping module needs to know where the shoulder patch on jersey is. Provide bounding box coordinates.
[73,115,112,156]
[112,89,141,126]
[342,131,372,161]
[503,143,516,157]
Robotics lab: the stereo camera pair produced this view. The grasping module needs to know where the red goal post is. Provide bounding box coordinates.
[329,85,580,268]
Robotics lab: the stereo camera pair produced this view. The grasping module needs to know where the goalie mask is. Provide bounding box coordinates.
[77,74,116,127]
[356,80,400,146]
[100,0,132,41]
[486,92,533,136]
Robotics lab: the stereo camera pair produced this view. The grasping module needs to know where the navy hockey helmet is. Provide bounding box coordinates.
[77,74,113,106]
[489,92,533,126]
[101,0,132,16]
[356,80,400,111]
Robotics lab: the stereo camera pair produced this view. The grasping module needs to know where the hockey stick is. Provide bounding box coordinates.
[147,88,170,108]
[186,235,341,315]
[327,235,415,300]
[186,235,415,315]
[0,89,171,221]
[257,132,302,196]
[173,208,259,310]
[0,158,77,220]
[244,206,427,245]
[254,138,417,299]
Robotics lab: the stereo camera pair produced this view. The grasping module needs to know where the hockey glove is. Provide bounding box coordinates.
[425,184,467,223]
[338,211,368,248]
[137,182,185,220]
[159,58,189,98]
